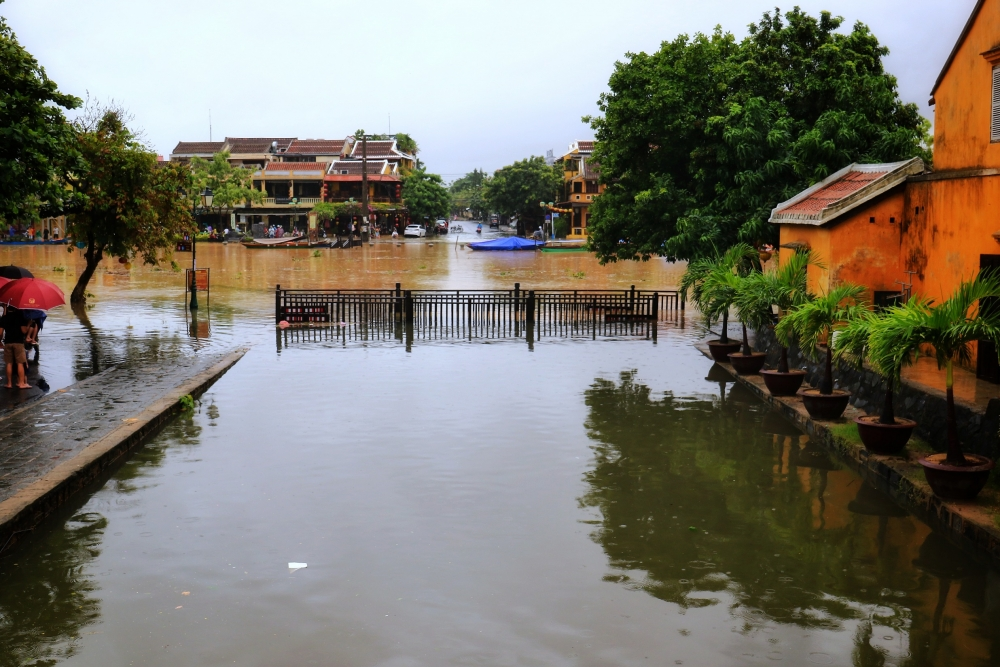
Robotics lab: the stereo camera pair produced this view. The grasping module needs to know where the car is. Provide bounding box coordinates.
[403,224,425,238]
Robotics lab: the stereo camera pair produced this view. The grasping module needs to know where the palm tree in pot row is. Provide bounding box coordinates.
[699,249,769,375]
[775,283,866,420]
[868,272,1000,499]
[681,243,759,363]
[834,307,920,454]
[735,250,817,394]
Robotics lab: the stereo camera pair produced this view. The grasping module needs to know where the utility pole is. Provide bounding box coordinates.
[356,128,369,243]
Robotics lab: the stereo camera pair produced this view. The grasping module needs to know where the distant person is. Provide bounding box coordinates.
[52,224,60,240]
[0,305,30,389]
[43,228,49,241]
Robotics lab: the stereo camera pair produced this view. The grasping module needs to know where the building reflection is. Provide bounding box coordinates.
[581,370,1000,665]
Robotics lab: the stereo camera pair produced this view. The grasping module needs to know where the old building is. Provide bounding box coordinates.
[556,140,604,238]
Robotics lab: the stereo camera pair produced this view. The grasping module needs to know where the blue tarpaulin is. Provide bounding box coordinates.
[468,237,545,251]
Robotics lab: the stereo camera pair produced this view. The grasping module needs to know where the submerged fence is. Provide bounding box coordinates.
[275,284,682,345]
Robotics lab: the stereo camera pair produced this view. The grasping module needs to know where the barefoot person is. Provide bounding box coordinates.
[0,305,30,389]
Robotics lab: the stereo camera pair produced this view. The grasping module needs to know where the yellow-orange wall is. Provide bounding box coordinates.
[933,0,1000,170]
[778,191,906,299]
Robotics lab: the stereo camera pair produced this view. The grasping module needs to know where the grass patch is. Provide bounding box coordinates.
[829,422,862,446]
[311,249,322,257]
[571,271,586,279]
[52,265,65,272]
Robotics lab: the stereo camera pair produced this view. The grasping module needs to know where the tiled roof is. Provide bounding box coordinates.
[171,141,224,155]
[285,139,347,155]
[349,140,409,160]
[576,140,594,152]
[582,159,600,180]
[262,162,329,175]
[224,137,296,154]
[328,160,393,175]
[769,158,925,226]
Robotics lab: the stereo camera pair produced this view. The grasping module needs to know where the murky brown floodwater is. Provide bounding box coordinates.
[0,242,998,666]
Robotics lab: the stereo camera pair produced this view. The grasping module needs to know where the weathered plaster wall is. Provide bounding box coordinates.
[933,0,1000,170]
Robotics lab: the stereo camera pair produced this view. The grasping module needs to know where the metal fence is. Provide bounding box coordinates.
[275,283,682,345]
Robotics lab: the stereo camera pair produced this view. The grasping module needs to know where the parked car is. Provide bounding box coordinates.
[435,220,449,234]
[403,224,426,238]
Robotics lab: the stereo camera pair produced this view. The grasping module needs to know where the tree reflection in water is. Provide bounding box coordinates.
[580,370,1000,666]
[0,414,203,665]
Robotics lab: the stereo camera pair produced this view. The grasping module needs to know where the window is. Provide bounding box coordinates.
[993,65,1000,142]
[585,180,599,194]
[573,181,583,193]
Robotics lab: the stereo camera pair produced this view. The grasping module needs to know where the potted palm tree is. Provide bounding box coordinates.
[735,250,816,395]
[700,261,768,375]
[776,283,866,420]
[874,273,1000,499]
[680,244,758,362]
[834,307,918,454]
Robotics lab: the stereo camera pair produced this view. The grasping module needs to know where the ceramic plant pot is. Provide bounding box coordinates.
[727,352,767,375]
[760,370,807,396]
[707,340,742,362]
[919,453,995,500]
[798,388,852,420]
[854,416,917,455]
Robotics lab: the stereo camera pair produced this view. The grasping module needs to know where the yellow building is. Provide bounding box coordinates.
[556,140,604,238]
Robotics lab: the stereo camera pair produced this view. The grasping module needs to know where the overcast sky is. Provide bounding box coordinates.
[3,0,977,182]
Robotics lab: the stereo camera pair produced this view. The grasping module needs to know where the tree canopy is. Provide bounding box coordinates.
[66,106,191,305]
[482,157,561,234]
[0,4,81,223]
[586,8,932,263]
[188,151,264,227]
[402,168,450,222]
[449,169,490,219]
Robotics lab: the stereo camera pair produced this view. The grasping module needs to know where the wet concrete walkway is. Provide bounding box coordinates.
[0,349,246,551]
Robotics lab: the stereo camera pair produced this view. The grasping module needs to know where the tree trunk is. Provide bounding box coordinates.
[945,360,966,465]
[779,346,790,374]
[820,345,834,395]
[719,309,729,344]
[879,376,896,425]
[741,322,751,356]
[70,235,102,306]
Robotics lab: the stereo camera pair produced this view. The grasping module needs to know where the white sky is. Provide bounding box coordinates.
[3,0,977,182]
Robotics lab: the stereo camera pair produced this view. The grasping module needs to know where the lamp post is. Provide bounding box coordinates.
[190,187,213,310]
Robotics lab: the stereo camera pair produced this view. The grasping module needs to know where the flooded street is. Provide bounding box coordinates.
[1,243,999,666]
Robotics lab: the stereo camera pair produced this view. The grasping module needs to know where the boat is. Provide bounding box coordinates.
[0,239,69,246]
[541,240,588,253]
[241,236,331,249]
[468,237,545,251]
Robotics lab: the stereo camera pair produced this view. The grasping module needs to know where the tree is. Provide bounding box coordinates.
[482,157,561,235]
[449,169,491,219]
[66,106,192,305]
[0,4,81,223]
[401,168,450,223]
[394,133,418,156]
[680,243,758,346]
[188,152,265,229]
[586,8,931,263]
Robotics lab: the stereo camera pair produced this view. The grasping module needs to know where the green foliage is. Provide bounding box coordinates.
[0,7,81,222]
[189,152,264,222]
[586,8,931,263]
[402,168,450,221]
[66,105,193,304]
[680,242,758,330]
[179,394,195,411]
[450,169,491,219]
[482,157,561,230]
[775,284,867,361]
[554,217,569,238]
[393,132,418,155]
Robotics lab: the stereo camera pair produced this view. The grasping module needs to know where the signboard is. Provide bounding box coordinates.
[176,240,192,252]
[185,268,210,292]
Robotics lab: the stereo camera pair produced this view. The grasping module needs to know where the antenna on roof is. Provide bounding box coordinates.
[388,112,391,135]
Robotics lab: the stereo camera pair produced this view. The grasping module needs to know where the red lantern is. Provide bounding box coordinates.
[394,184,401,199]
[118,256,127,264]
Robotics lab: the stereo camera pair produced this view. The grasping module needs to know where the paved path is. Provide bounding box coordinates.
[0,349,246,551]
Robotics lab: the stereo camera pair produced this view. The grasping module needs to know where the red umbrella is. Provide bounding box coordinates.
[0,278,66,311]
[0,277,10,289]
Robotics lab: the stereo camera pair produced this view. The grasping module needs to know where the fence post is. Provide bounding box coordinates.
[526,291,535,327]
[395,282,402,322]
[652,292,659,321]
[514,283,520,320]
[404,290,414,327]
[681,293,685,311]
[630,284,636,311]
[275,284,281,323]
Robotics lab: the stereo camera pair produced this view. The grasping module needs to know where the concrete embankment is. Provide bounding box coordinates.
[697,339,1000,568]
[0,348,247,553]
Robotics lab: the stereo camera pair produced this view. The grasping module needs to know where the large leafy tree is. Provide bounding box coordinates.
[401,167,450,223]
[0,3,81,223]
[482,157,561,235]
[189,151,264,229]
[66,106,192,305]
[587,8,931,263]
[450,169,490,219]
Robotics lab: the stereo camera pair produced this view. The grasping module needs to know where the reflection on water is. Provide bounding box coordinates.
[581,370,1000,666]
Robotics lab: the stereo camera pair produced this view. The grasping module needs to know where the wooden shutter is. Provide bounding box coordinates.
[992,66,1000,142]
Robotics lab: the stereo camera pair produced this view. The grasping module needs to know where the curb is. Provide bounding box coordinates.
[697,340,1000,568]
[0,347,248,554]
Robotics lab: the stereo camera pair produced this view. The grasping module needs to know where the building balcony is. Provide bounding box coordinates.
[258,197,322,207]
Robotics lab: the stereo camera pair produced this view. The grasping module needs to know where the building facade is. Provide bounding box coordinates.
[556,140,604,238]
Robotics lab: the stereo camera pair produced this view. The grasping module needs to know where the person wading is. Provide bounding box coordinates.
[0,305,30,389]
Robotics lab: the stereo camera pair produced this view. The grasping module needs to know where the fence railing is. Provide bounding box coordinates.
[275,284,682,344]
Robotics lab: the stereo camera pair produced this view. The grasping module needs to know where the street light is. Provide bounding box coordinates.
[190,187,213,310]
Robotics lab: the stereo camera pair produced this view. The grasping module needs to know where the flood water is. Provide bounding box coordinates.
[1,242,999,666]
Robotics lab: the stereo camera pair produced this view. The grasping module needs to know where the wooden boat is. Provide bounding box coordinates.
[540,240,588,253]
[241,236,331,249]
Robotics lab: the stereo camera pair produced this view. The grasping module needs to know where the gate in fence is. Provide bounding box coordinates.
[275,283,683,345]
